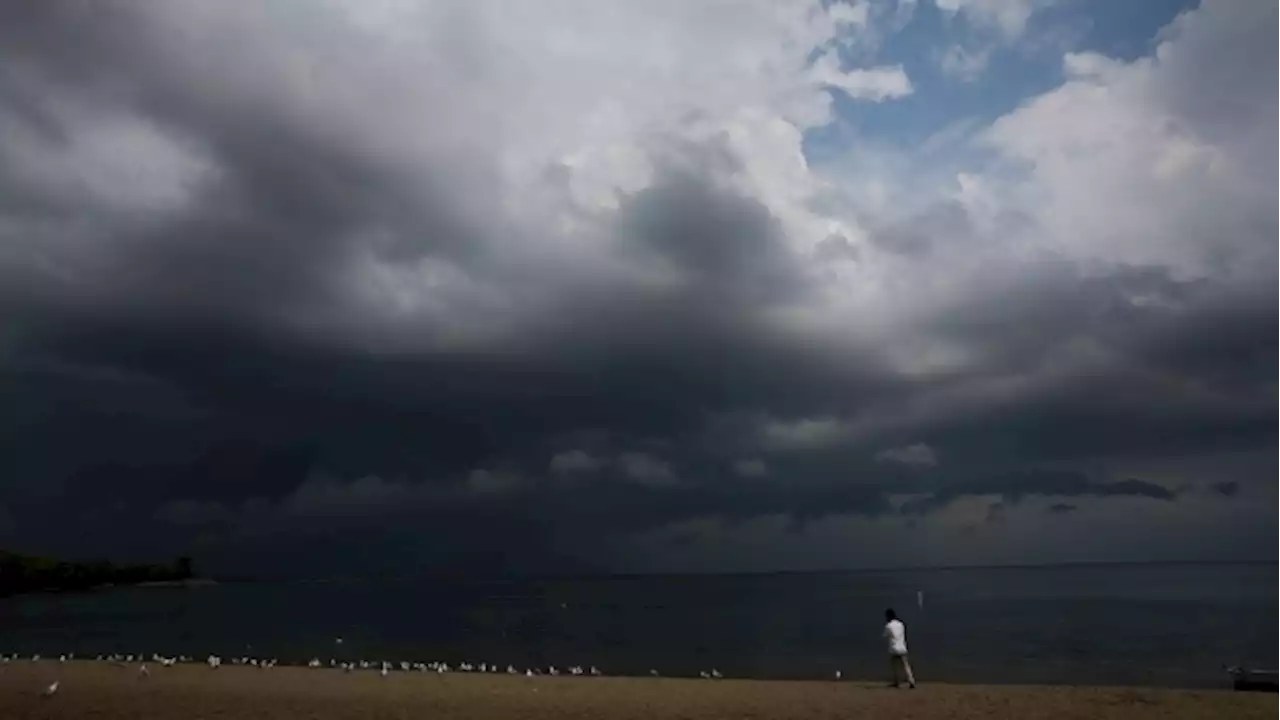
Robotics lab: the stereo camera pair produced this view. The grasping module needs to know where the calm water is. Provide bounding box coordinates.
[1,563,1274,688]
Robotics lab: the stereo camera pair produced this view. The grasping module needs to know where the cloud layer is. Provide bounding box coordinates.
[0,0,1273,574]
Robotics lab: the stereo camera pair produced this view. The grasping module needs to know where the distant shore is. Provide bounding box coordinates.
[0,661,1269,720]
[129,578,219,589]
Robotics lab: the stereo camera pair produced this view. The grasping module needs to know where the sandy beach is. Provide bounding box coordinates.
[0,661,1270,720]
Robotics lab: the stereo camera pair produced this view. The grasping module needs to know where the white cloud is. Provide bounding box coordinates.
[549,449,604,475]
[828,1,870,28]
[809,51,913,102]
[934,0,1043,39]
[875,442,938,468]
[732,458,770,478]
[977,0,1276,280]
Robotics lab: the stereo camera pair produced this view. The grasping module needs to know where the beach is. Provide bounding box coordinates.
[0,662,1270,720]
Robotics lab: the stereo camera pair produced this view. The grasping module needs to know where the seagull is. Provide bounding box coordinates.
[590,666,602,676]
[42,680,59,697]
[138,664,150,678]
[649,669,659,677]
[380,666,389,678]
[507,665,518,675]
[710,669,723,679]
[59,655,66,663]
[699,671,710,679]
[835,670,842,680]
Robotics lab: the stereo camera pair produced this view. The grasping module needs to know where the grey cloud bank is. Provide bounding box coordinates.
[0,0,1273,575]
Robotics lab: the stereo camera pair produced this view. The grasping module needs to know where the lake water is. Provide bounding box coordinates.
[1,563,1273,688]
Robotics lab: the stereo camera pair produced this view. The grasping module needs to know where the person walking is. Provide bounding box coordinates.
[883,608,916,688]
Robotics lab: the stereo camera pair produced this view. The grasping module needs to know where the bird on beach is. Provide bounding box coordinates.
[138,663,150,678]
[590,666,602,676]
[710,669,723,679]
[699,671,710,679]
[649,669,659,677]
[835,670,842,680]
[42,680,59,698]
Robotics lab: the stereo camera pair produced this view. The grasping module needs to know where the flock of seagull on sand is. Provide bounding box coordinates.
[3,643,747,698]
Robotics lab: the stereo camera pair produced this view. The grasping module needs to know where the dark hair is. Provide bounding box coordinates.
[885,608,897,622]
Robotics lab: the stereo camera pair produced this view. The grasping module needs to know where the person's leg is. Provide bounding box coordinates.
[900,655,916,688]
[888,656,900,687]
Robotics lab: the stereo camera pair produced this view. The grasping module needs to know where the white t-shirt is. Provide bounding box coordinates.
[883,619,908,656]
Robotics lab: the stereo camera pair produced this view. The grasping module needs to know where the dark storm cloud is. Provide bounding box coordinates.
[1045,503,1077,515]
[0,1,1273,574]
[897,470,1176,517]
[1210,481,1240,498]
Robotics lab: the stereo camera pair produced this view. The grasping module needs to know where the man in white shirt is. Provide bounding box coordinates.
[883,608,916,688]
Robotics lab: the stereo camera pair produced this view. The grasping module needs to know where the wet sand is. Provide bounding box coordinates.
[0,661,1270,719]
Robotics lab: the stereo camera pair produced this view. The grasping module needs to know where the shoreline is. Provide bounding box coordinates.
[0,654,1252,690]
[0,661,1270,719]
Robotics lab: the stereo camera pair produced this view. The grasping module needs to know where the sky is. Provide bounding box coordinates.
[0,0,1274,577]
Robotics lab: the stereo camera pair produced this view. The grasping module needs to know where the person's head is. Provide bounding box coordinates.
[885,608,898,622]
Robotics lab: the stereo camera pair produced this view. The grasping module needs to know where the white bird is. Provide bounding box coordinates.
[649,669,659,677]
[380,666,389,678]
[335,637,343,645]
[525,669,533,677]
[59,654,66,663]
[507,665,518,675]
[699,671,710,679]
[548,666,559,676]
[42,680,59,697]
[590,666,602,676]
[32,654,41,662]
[308,658,321,668]
[138,663,150,678]
[710,669,723,679]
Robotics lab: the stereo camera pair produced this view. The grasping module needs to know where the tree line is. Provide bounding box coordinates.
[0,552,195,596]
